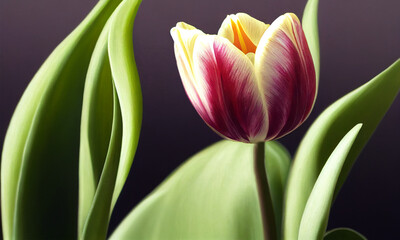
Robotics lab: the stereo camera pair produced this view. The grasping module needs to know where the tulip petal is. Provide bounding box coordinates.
[192,35,268,142]
[236,13,270,46]
[255,13,316,140]
[171,22,204,74]
[218,13,269,54]
[171,23,206,113]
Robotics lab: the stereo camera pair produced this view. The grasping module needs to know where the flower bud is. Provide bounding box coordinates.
[171,13,316,143]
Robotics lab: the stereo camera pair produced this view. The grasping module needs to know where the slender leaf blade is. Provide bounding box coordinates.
[108,0,143,209]
[79,0,143,238]
[298,124,362,240]
[78,19,114,238]
[302,0,320,82]
[283,59,400,240]
[81,89,122,240]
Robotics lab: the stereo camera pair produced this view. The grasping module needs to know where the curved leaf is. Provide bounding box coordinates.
[324,228,366,240]
[1,1,121,239]
[110,141,290,240]
[81,89,122,240]
[298,124,362,240]
[283,59,400,240]
[78,19,115,240]
[302,0,320,82]
[78,0,142,239]
[108,0,143,209]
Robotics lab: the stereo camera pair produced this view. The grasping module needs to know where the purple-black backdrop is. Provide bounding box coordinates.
[1,0,399,239]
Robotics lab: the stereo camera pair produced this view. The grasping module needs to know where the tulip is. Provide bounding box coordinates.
[171,13,316,143]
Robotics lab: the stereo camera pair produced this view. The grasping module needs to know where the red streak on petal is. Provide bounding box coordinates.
[261,16,316,140]
[194,38,267,142]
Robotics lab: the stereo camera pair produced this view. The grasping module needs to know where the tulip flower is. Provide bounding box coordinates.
[171,13,316,143]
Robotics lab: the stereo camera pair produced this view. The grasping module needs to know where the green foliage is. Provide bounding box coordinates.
[107,0,143,210]
[79,0,142,239]
[1,0,399,239]
[1,0,142,239]
[298,124,362,240]
[302,0,320,82]
[283,59,400,240]
[110,141,291,240]
[78,17,114,240]
[283,1,400,239]
[324,228,367,240]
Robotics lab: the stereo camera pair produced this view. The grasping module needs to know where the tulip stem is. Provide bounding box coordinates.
[254,142,277,240]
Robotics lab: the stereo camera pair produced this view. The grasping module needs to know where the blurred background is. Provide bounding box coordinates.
[1,0,399,239]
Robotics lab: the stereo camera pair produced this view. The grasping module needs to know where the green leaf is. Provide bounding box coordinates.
[80,89,123,240]
[108,0,143,209]
[283,59,400,240]
[302,0,320,83]
[324,228,367,240]
[298,124,362,240]
[78,0,142,239]
[1,0,121,239]
[78,19,117,240]
[110,141,290,240]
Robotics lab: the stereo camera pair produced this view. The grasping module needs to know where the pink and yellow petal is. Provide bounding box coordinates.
[254,13,316,140]
[171,22,207,114]
[192,35,268,142]
[170,22,204,73]
[174,44,208,114]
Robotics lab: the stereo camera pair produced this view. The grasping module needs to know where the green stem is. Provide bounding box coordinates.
[254,142,277,240]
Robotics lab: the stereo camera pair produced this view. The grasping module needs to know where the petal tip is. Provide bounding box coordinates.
[176,21,196,30]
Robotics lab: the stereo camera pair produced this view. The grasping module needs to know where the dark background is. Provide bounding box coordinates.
[1,0,399,239]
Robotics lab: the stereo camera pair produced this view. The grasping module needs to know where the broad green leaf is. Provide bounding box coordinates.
[302,0,320,83]
[283,59,400,240]
[265,141,291,240]
[110,141,290,240]
[78,0,142,239]
[1,0,121,239]
[298,124,362,240]
[324,228,367,240]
